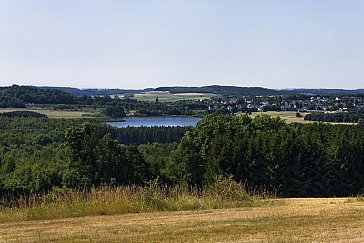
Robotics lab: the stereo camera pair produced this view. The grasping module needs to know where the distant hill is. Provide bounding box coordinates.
[278,89,364,95]
[3,85,364,99]
[0,85,77,107]
[155,85,280,96]
[39,86,154,96]
[156,86,364,96]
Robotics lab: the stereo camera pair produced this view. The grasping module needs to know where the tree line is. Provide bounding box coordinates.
[0,111,47,118]
[304,111,364,123]
[102,126,189,144]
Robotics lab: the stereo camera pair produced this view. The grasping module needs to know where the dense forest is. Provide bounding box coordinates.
[0,117,188,194]
[0,85,77,107]
[172,115,364,197]
[1,114,364,198]
[0,117,186,147]
[104,126,189,144]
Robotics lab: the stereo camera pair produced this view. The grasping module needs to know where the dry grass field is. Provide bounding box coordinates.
[1,198,363,242]
[0,108,97,119]
[249,111,310,123]
[248,111,356,125]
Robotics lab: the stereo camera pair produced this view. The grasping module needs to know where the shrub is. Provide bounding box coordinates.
[203,175,250,202]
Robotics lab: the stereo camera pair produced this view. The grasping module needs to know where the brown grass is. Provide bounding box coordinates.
[0,198,363,242]
[0,108,97,118]
[0,178,261,222]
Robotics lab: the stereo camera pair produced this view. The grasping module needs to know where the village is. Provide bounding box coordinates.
[200,94,364,114]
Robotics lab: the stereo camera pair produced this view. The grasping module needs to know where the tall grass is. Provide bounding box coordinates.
[0,177,264,222]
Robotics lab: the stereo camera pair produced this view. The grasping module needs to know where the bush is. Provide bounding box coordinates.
[103,105,126,118]
[203,175,250,202]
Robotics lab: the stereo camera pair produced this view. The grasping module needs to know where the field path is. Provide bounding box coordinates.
[1,198,364,242]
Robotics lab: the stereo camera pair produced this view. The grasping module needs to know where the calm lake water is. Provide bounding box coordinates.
[106,116,202,127]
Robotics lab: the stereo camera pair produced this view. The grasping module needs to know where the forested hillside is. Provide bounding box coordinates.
[0,85,77,107]
[39,86,153,96]
[1,114,364,197]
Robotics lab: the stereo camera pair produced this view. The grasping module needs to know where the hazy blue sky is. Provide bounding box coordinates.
[0,0,363,89]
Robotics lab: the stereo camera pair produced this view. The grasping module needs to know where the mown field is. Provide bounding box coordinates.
[0,198,363,242]
[132,91,218,102]
[249,111,356,125]
[249,111,309,123]
[0,108,97,119]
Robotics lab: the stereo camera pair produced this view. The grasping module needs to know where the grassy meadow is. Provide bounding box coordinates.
[0,197,363,242]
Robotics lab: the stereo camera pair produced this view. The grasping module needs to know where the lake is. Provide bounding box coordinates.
[106,116,202,127]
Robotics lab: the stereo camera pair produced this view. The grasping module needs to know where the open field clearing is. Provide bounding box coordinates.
[249,111,356,125]
[0,108,97,119]
[250,111,310,123]
[0,198,363,242]
[133,91,218,102]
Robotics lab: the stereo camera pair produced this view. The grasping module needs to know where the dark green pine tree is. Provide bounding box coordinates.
[65,123,99,187]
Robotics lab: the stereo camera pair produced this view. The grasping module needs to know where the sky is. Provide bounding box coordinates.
[0,0,363,89]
